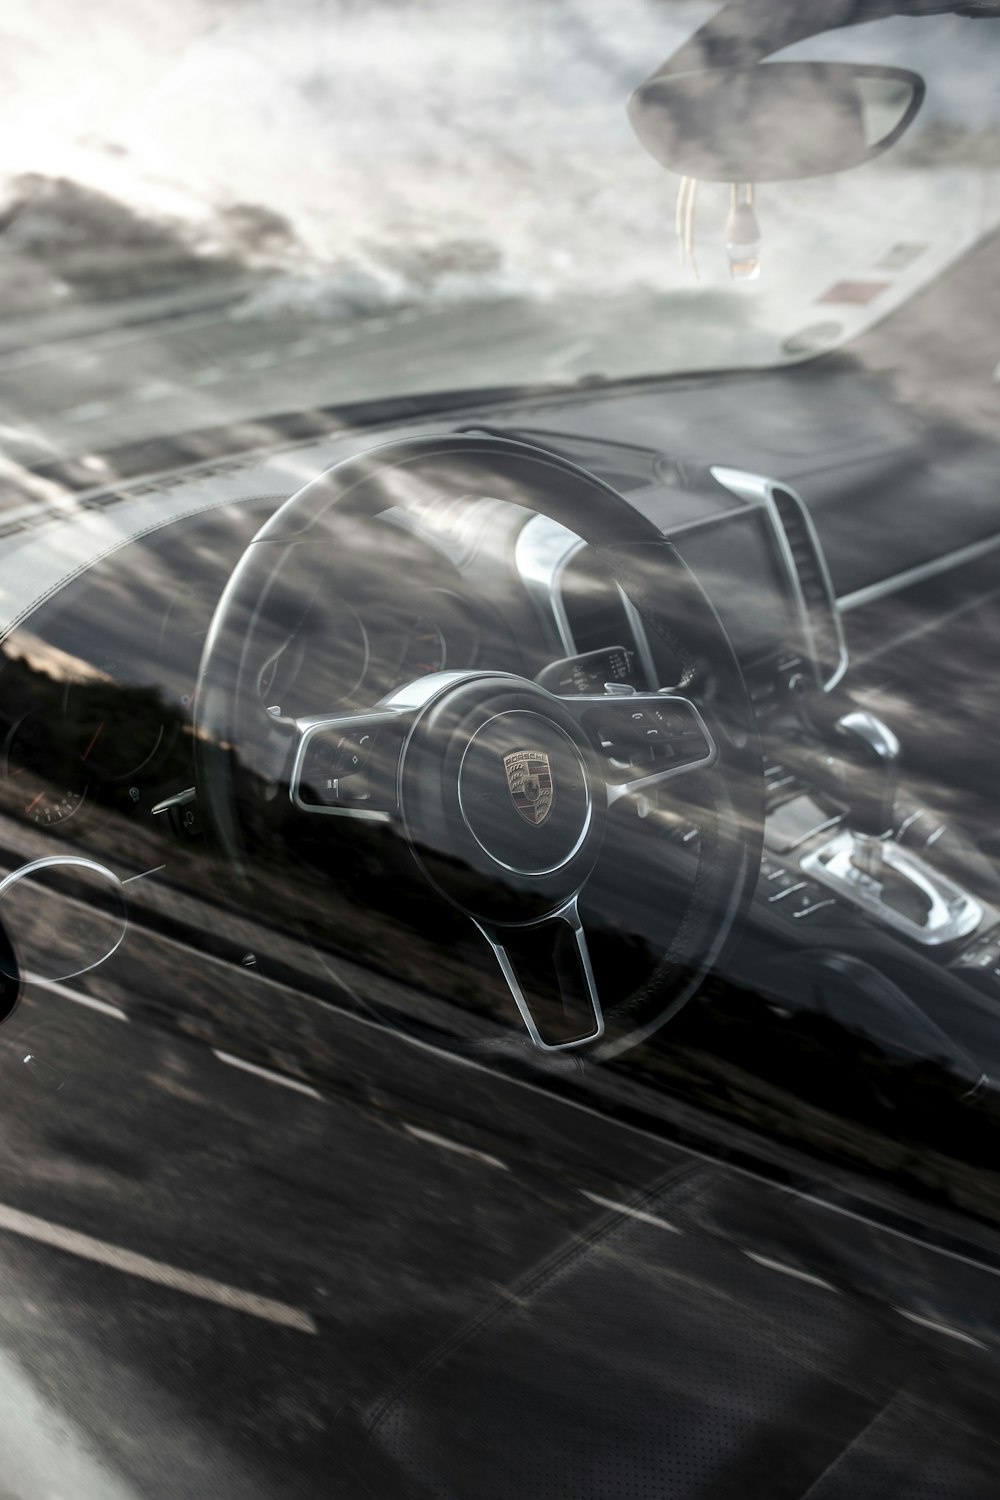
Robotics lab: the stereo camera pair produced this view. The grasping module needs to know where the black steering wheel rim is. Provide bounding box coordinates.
[195,434,764,1054]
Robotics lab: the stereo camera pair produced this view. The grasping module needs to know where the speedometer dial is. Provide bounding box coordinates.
[3,714,88,830]
[11,775,86,828]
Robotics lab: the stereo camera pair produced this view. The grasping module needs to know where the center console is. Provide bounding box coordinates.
[683,469,995,958]
[516,446,1000,1032]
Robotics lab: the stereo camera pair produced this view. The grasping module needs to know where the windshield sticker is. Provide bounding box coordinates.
[817,280,890,305]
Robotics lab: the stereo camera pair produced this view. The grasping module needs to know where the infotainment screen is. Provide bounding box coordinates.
[673,509,801,663]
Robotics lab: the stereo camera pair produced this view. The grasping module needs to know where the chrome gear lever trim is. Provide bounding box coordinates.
[801,829,983,947]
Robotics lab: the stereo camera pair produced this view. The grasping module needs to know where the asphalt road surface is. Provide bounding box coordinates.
[0,894,696,1499]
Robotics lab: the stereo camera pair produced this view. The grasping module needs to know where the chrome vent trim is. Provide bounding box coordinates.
[710,467,849,691]
[514,513,658,688]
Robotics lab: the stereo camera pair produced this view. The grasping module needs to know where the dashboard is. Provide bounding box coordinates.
[2,384,1000,1102]
[3,360,1000,1241]
[0,440,840,853]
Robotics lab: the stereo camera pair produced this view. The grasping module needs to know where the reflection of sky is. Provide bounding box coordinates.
[1,2,999,381]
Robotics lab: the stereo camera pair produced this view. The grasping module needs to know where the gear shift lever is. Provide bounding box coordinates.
[833,710,901,867]
[797,703,982,944]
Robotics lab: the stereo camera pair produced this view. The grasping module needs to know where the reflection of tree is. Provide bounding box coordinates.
[0,650,193,810]
[635,976,1000,1226]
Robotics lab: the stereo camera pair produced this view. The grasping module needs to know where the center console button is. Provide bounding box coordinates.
[768,879,808,903]
[792,899,837,920]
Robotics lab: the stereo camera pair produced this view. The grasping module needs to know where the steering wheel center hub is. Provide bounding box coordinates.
[399,675,604,922]
[458,710,591,877]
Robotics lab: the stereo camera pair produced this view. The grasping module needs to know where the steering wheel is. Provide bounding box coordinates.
[195,435,763,1054]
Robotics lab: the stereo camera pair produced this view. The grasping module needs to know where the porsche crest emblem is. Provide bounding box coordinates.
[503,749,554,826]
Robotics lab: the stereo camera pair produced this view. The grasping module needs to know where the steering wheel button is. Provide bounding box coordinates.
[332,730,376,778]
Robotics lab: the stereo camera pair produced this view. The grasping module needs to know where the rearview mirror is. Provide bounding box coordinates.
[628,62,925,182]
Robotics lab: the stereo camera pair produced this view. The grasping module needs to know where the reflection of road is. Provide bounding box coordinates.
[0,286,737,480]
[3,816,1000,1489]
[0,899,685,1497]
[0,295,590,474]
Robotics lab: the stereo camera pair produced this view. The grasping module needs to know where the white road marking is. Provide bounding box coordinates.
[403,1123,509,1171]
[0,1201,317,1333]
[288,338,320,356]
[895,1308,986,1348]
[63,401,110,423]
[743,1250,839,1291]
[25,974,128,1021]
[212,1049,322,1099]
[158,942,1000,1298]
[243,350,280,370]
[134,382,172,403]
[6,300,256,371]
[580,1191,680,1232]
[191,366,224,385]
[326,326,357,345]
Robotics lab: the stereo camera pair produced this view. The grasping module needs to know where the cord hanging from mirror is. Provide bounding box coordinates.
[675,176,701,279]
[725,183,761,280]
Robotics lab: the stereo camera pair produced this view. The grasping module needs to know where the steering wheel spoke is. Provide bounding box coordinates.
[557,692,717,807]
[289,708,410,822]
[288,671,505,822]
[474,900,604,1050]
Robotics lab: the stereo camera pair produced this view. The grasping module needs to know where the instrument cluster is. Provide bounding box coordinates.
[0,507,489,839]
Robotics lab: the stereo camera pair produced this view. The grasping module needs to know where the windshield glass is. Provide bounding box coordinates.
[8,8,1000,1496]
[1,2,999,473]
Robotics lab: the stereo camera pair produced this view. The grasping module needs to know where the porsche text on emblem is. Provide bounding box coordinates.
[503,749,554,826]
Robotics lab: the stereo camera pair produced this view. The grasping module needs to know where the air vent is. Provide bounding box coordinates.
[768,484,848,689]
[710,467,848,692]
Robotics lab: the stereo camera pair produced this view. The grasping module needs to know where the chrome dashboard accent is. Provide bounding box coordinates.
[710,466,849,691]
[0,856,128,981]
[513,514,582,657]
[838,530,1000,612]
[382,669,507,712]
[513,514,658,689]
